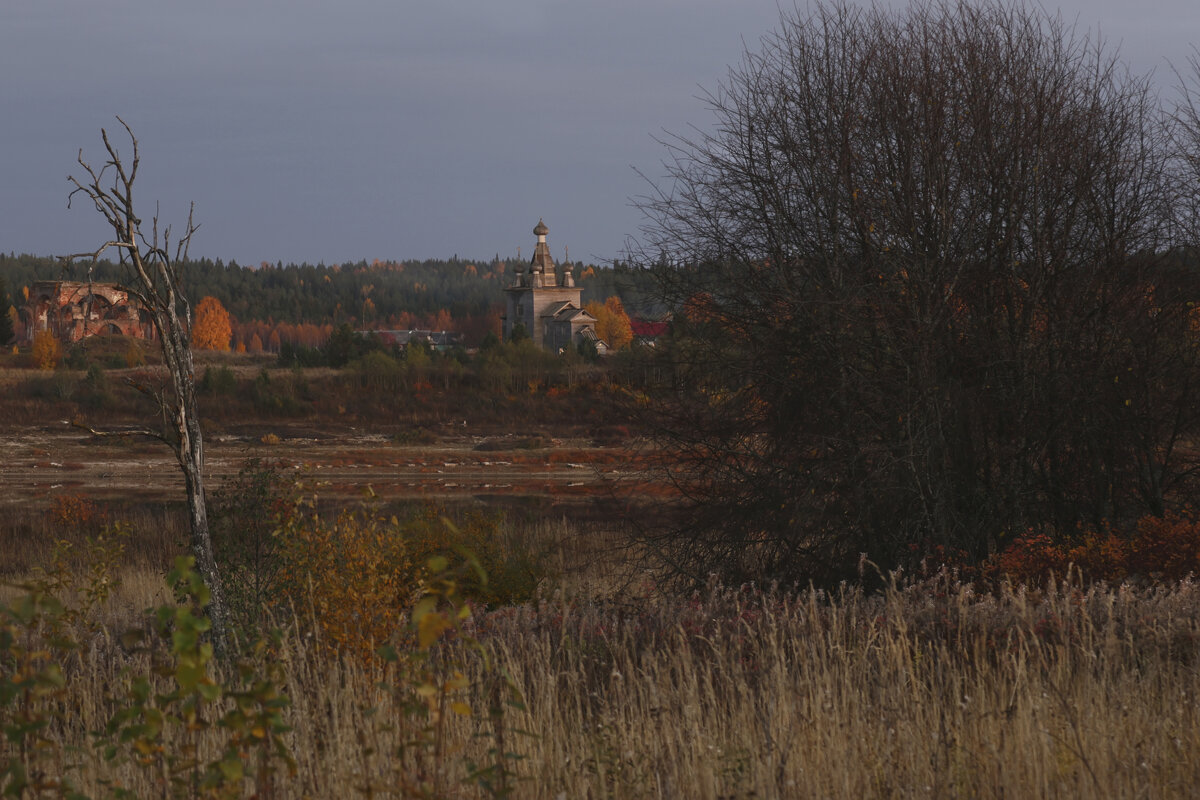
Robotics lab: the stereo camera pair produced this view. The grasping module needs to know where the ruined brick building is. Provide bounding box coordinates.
[21,281,154,343]
[502,219,606,353]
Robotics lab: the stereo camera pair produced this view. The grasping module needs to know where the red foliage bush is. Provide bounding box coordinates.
[46,493,109,533]
[1126,513,1200,579]
[987,510,1200,586]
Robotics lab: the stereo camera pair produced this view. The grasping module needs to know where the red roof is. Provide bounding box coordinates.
[630,320,668,337]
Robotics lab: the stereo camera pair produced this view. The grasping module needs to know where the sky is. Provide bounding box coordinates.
[2,1,1198,268]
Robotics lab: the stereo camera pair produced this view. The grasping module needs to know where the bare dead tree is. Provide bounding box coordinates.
[61,118,228,656]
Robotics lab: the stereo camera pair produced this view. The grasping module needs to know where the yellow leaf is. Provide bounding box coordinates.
[418,612,450,649]
[411,596,437,624]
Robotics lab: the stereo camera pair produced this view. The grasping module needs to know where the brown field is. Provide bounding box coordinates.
[0,351,666,518]
[0,423,660,511]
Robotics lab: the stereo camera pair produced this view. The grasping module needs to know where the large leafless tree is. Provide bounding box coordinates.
[634,1,1200,586]
[63,119,228,655]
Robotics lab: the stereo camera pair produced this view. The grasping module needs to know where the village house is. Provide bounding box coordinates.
[502,219,607,354]
[630,318,669,347]
[21,280,154,343]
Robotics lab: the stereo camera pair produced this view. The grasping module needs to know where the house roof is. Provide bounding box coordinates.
[630,319,669,337]
[558,307,595,322]
[579,327,610,350]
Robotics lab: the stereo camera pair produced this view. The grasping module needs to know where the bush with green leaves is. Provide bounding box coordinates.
[0,277,13,346]
[1,525,524,798]
[1,534,294,799]
[352,350,403,394]
[401,507,554,608]
[198,366,237,396]
[73,364,114,410]
[250,369,307,416]
[210,459,298,638]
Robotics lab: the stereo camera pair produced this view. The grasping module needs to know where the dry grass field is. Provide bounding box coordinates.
[4,507,1200,798]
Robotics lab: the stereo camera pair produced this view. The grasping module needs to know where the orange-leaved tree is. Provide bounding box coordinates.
[585,296,633,350]
[191,296,232,351]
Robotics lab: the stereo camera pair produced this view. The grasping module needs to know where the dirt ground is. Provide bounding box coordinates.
[0,420,656,514]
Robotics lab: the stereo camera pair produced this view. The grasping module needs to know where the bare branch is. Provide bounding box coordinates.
[70,416,165,444]
[61,117,229,657]
[632,0,1198,587]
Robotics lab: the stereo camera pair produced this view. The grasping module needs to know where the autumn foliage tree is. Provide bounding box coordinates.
[31,330,61,370]
[191,295,232,351]
[585,296,634,350]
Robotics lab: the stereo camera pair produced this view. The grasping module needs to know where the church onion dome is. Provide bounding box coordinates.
[533,218,549,236]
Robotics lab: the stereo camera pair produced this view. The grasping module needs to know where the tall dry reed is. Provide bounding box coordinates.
[9,568,1200,798]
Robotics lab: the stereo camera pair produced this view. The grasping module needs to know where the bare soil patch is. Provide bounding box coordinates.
[0,421,662,514]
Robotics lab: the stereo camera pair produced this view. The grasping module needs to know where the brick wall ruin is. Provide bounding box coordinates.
[21,281,155,343]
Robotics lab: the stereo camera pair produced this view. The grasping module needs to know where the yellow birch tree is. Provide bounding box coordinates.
[31,330,62,370]
[586,296,633,350]
[191,296,232,351]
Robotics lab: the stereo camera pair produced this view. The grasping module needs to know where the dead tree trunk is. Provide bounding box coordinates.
[62,118,229,657]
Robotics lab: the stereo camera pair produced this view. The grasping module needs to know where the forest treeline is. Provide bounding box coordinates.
[0,252,663,345]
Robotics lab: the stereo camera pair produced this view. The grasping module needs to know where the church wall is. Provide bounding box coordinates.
[502,219,586,351]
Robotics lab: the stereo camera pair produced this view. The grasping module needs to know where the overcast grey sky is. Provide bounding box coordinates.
[2,1,1197,266]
